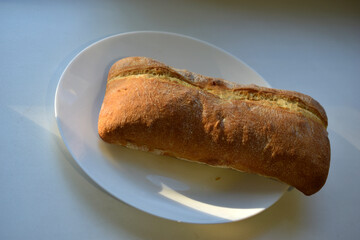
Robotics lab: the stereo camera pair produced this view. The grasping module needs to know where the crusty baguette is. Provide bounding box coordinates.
[98,56,330,195]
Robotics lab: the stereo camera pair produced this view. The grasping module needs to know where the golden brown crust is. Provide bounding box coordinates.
[98,56,330,195]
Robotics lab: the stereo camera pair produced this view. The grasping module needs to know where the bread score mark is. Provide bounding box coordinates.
[107,69,327,128]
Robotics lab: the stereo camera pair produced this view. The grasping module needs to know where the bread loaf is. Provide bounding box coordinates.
[98,56,330,195]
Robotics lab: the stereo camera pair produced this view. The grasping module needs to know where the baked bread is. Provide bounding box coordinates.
[98,56,330,195]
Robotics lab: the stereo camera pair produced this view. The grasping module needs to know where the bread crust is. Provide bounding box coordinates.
[98,56,330,195]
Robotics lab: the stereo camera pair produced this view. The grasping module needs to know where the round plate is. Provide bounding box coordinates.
[55,31,288,224]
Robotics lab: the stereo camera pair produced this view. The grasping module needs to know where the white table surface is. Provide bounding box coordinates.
[1,0,359,239]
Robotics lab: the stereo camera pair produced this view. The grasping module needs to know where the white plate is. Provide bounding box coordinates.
[55,31,288,224]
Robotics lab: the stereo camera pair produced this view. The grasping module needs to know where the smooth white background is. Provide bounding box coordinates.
[1,0,359,239]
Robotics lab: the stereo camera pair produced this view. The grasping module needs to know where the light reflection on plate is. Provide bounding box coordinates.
[55,31,288,224]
